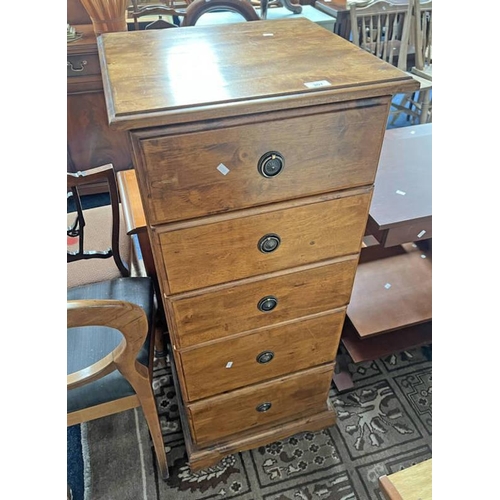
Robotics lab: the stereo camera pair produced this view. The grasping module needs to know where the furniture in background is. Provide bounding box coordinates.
[390,0,432,124]
[181,1,334,28]
[315,0,409,38]
[336,123,432,390]
[97,18,417,471]
[379,458,432,500]
[67,164,168,480]
[349,0,412,68]
[130,0,182,29]
[67,0,132,195]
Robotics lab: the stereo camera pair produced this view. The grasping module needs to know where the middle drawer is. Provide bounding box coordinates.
[158,189,371,294]
[167,257,357,348]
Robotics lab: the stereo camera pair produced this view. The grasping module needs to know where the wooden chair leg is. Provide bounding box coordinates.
[136,382,169,480]
[418,88,432,124]
[154,324,167,359]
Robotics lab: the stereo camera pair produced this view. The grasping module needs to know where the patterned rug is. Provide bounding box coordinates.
[68,343,432,499]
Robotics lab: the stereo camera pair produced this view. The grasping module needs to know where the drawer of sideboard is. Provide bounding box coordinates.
[132,100,387,225]
[168,258,357,348]
[67,53,101,77]
[177,310,345,402]
[157,189,372,294]
[185,363,334,447]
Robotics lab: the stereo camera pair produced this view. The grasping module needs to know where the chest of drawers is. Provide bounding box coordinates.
[97,18,417,470]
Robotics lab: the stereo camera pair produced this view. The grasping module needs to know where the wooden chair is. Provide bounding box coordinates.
[67,164,134,288]
[67,164,169,480]
[390,0,432,124]
[129,0,188,29]
[181,0,260,26]
[349,0,413,68]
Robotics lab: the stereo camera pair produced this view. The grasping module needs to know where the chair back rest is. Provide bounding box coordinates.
[349,0,413,70]
[67,164,130,285]
[129,0,188,29]
[413,0,432,71]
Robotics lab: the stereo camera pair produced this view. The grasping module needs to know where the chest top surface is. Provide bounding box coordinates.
[98,18,417,129]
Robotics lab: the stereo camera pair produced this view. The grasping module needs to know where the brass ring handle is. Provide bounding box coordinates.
[256,402,272,413]
[256,351,275,364]
[258,151,285,178]
[258,234,281,253]
[257,296,278,312]
[67,60,88,72]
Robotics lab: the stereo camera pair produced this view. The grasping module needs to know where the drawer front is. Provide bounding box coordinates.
[187,363,333,446]
[136,102,386,224]
[179,310,345,401]
[160,191,371,294]
[67,53,101,77]
[169,258,357,348]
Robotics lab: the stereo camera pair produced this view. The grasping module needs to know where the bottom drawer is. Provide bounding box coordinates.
[186,363,334,446]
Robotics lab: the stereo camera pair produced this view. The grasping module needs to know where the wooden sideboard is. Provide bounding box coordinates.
[98,18,417,471]
[67,0,132,192]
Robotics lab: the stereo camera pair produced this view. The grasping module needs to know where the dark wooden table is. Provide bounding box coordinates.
[367,122,432,247]
[335,123,432,389]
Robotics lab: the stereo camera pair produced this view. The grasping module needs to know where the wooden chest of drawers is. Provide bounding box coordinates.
[97,18,417,470]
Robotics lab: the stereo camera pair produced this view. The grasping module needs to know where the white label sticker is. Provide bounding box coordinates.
[417,230,426,238]
[263,33,274,36]
[384,283,392,289]
[396,190,406,196]
[421,254,427,259]
[217,163,230,175]
[304,80,332,89]
[225,361,233,369]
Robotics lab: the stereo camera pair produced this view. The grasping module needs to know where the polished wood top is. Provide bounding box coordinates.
[370,123,431,230]
[98,18,418,129]
[379,458,432,500]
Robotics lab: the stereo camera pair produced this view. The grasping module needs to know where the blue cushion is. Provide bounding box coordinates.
[67,277,155,413]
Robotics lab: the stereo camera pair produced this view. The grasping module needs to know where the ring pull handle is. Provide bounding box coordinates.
[257,296,278,312]
[258,151,285,178]
[256,351,275,364]
[256,402,272,413]
[258,233,281,253]
[67,59,88,72]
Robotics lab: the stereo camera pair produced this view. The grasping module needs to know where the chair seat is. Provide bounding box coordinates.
[406,71,432,90]
[67,277,154,412]
[411,64,432,81]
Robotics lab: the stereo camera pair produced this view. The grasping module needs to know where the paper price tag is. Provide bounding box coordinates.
[217,163,230,175]
[304,80,332,89]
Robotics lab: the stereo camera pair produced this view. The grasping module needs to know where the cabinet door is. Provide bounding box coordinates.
[67,90,132,173]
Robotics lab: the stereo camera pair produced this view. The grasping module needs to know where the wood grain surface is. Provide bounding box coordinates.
[97,18,418,129]
[133,100,386,224]
[158,191,371,293]
[169,258,357,348]
[178,310,346,401]
[186,363,334,446]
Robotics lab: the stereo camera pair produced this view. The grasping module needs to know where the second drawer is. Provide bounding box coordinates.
[178,309,346,401]
[158,190,371,294]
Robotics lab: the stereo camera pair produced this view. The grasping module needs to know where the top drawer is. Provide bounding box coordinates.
[132,99,387,225]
